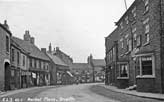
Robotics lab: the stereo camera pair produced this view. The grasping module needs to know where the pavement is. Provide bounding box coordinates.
[98,83,164,101]
[0,86,57,98]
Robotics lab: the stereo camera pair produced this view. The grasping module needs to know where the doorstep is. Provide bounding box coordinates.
[98,84,164,100]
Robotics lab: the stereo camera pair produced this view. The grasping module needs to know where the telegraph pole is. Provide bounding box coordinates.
[124,0,128,10]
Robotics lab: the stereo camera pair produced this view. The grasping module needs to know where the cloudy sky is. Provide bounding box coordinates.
[0,0,134,63]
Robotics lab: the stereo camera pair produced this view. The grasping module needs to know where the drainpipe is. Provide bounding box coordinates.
[160,0,164,93]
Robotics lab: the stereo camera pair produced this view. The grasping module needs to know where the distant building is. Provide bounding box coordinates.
[88,55,106,82]
[70,63,93,83]
[0,20,12,91]
[42,44,73,85]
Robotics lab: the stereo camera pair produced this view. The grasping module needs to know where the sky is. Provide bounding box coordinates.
[0,0,134,63]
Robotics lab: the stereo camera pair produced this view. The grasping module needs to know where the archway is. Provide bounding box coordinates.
[4,62,10,91]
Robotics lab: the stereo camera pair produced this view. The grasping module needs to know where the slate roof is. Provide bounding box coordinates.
[12,36,49,61]
[92,59,106,67]
[46,53,68,67]
[70,63,92,69]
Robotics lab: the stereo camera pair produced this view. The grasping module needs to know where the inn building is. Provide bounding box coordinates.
[105,0,164,93]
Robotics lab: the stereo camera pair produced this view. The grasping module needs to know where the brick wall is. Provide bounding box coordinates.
[0,26,11,91]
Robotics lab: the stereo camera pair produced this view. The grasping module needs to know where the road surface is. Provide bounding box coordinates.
[0,83,163,102]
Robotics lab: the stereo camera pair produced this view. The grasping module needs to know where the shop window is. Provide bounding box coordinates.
[119,64,128,78]
[137,55,155,77]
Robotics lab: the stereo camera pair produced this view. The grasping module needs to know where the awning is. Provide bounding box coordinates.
[67,71,73,77]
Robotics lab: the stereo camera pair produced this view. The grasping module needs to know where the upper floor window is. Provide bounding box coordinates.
[144,0,149,13]
[39,61,41,68]
[11,48,15,62]
[143,18,150,44]
[125,16,129,25]
[120,22,123,29]
[17,52,20,65]
[34,59,37,68]
[6,36,9,52]
[30,58,32,67]
[23,55,25,66]
[132,7,136,19]
[120,38,124,48]
[137,35,141,47]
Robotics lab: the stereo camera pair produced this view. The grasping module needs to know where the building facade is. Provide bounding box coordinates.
[70,63,93,83]
[0,20,12,91]
[105,0,164,93]
[12,31,50,87]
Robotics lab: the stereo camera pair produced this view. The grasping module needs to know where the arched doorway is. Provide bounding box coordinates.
[4,62,11,91]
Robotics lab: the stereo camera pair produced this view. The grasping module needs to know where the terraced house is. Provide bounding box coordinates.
[105,0,164,93]
[12,31,50,87]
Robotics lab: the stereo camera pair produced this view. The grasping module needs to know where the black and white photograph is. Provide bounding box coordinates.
[0,0,164,102]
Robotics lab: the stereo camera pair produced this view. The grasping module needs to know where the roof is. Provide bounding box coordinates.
[116,0,138,25]
[92,59,106,67]
[0,23,12,36]
[47,53,68,67]
[70,63,92,69]
[12,36,49,61]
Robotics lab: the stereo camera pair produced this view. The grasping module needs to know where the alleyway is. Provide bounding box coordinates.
[0,83,163,102]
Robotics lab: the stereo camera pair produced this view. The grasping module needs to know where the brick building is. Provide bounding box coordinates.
[0,20,12,91]
[105,0,164,93]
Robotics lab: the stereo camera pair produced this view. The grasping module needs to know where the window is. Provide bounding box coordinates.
[43,62,46,69]
[47,65,49,70]
[137,35,141,47]
[143,18,150,44]
[11,48,15,62]
[34,59,37,68]
[125,16,129,24]
[6,36,9,52]
[144,0,149,13]
[120,22,123,29]
[132,7,136,19]
[120,38,124,48]
[137,55,154,77]
[23,55,25,66]
[128,39,132,51]
[39,61,41,68]
[17,52,20,65]
[126,38,129,51]
[119,64,128,77]
[30,58,32,67]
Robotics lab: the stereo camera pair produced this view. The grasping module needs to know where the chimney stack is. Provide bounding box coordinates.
[49,43,52,53]
[30,37,35,45]
[41,48,47,53]
[3,20,9,30]
[24,30,31,42]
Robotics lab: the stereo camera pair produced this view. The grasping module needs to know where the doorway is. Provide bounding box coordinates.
[4,62,10,91]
